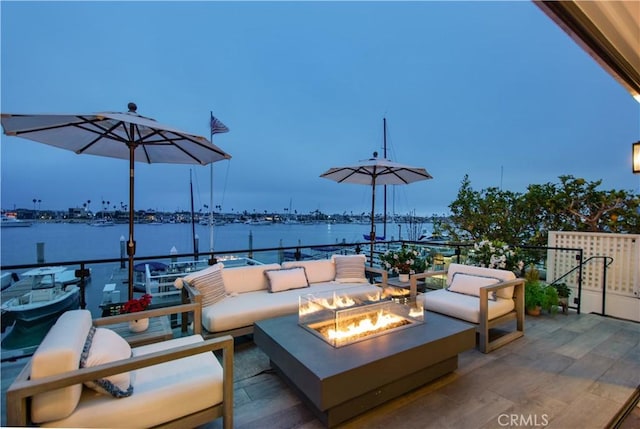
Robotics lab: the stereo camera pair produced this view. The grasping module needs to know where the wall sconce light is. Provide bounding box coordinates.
[634,141,640,174]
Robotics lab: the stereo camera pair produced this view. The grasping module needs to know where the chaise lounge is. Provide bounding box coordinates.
[411,263,525,353]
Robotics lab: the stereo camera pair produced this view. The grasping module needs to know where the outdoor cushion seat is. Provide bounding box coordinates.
[422,288,515,324]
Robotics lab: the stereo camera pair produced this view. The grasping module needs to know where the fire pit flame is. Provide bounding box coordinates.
[299,290,381,315]
[326,309,407,341]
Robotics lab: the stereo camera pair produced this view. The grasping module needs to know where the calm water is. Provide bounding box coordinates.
[1,221,428,266]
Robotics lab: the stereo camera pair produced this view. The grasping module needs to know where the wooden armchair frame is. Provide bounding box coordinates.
[410,270,525,353]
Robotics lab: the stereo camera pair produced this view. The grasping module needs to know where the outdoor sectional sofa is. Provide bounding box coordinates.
[175,254,387,338]
[412,263,525,353]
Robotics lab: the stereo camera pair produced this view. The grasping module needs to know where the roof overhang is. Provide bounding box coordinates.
[534,1,640,102]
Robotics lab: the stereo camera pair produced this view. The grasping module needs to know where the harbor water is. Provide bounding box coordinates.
[1,221,419,267]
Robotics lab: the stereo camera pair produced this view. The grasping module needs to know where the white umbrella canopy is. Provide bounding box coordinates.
[1,102,232,299]
[321,152,433,265]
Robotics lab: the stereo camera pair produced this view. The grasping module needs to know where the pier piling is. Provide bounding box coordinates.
[36,242,45,264]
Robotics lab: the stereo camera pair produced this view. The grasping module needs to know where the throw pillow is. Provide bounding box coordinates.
[265,267,310,293]
[80,326,133,398]
[447,273,499,300]
[332,254,367,283]
[173,262,224,289]
[188,263,227,307]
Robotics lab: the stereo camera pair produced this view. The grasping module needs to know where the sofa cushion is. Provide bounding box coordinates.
[448,272,498,301]
[31,309,93,423]
[187,263,227,307]
[282,259,335,284]
[46,335,224,428]
[447,263,516,299]
[265,267,310,293]
[423,289,515,324]
[80,327,133,398]
[222,263,281,293]
[332,254,367,283]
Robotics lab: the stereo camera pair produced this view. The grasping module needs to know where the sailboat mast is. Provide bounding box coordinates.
[190,169,197,260]
[209,111,215,253]
[383,117,387,240]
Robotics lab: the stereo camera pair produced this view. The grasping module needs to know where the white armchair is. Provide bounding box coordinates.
[6,309,233,428]
[412,263,525,353]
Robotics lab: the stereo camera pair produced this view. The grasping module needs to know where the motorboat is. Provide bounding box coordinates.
[1,267,80,331]
[89,218,115,226]
[1,214,33,227]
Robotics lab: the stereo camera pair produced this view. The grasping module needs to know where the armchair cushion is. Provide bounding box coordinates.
[46,335,226,428]
[30,309,92,423]
[265,267,310,293]
[80,327,133,398]
[332,254,367,283]
[424,289,515,324]
[447,263,516,299]
[448,272,499,301]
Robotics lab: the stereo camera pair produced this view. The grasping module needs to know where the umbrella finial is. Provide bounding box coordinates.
[127,102,137,113]
[373,151,378,158]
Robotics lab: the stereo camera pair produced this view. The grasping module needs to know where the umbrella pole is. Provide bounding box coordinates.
[127,142,136,300]
[370,177,376,267]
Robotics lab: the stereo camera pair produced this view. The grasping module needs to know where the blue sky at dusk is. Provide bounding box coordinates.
[1,1,638,218]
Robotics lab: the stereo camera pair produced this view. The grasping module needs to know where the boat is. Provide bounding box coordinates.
[1,213,33,228]
[363,233,386,241]
[89,218,115,227]
[1,267,80,331]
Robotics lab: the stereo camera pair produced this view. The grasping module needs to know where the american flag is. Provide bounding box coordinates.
[210,113,229,135]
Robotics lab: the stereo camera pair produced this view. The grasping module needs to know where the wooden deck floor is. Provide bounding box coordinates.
[2,311,639,428]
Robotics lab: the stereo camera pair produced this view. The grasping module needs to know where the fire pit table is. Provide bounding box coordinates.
[254,310,475,427]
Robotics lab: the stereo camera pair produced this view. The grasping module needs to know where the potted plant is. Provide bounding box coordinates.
[553,282,571,314]
[525,280,560,316]
[379,245,427,282]
[122,293,152,332]
[525,280,544,316]
[541,284,559,314]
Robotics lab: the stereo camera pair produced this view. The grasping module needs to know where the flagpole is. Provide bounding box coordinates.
[208,112,230,258]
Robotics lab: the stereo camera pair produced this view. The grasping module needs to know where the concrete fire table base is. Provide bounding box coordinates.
[254,311,475,427]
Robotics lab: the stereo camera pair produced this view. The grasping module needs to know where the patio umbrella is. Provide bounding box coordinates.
[320,152,432,265]
[1,102,231,299]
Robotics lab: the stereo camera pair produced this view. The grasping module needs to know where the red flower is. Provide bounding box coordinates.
[122,294,152,314]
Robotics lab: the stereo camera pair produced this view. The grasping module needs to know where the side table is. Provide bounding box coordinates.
[385,276,428,297]
[106,316,173,347]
